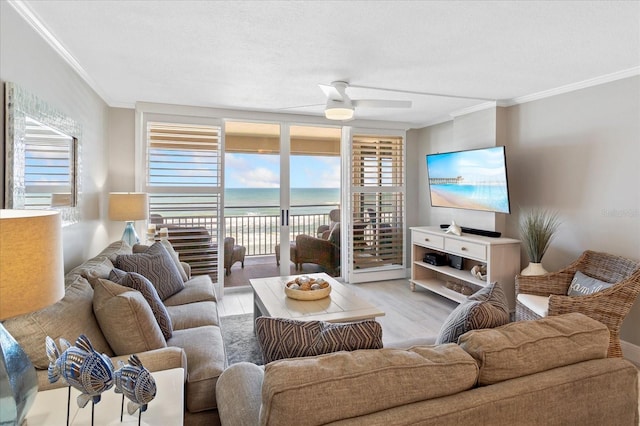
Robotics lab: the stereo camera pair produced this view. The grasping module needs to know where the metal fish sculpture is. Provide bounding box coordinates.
[46,334,115,408]
[114,354,157,415]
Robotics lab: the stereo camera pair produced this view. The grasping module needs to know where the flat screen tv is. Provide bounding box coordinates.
[426,146,511,214]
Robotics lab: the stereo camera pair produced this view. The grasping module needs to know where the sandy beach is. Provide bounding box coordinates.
[430,187,495,211]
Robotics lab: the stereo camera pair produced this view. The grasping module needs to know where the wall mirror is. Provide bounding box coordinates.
[4,82,82,226]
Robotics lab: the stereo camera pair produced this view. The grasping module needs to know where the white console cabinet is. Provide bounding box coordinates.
[410,226,520,311]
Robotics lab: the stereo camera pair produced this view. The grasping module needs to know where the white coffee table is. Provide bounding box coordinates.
[250,272,385,323]
[25,367,184,425]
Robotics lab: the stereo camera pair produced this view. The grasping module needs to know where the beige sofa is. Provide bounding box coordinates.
[3,240,226,426]
[216,313,639,425]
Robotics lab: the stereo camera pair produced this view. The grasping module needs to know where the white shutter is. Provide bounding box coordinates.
[145,121,222,278]
[349,132,405,283]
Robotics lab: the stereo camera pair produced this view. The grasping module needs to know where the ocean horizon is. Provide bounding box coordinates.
[224,187,340,216]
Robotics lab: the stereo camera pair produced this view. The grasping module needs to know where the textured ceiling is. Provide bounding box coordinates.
[14,0,640,126]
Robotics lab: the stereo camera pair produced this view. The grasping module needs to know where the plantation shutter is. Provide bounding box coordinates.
[144,121,222,280]
[348,132,405,283]
[23,117,76,209]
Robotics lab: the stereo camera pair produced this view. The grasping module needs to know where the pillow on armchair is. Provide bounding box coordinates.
[436,281,510,344]
[256,317,382,363]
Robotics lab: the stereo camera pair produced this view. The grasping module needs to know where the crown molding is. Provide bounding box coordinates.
[503,67,640,107]
[449,101,497,118]
[8,0,113,105]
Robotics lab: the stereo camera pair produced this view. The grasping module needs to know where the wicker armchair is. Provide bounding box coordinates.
[295,232,340,276]
[224,237,246,276]
[515,250,640,357]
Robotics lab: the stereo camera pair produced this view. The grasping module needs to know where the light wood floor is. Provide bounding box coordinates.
[218,277,458,345]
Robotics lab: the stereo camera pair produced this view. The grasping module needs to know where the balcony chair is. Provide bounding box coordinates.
[316,208,340,237]
[224,237,246,275]
[515,250,640,357]
[295,224,340,276]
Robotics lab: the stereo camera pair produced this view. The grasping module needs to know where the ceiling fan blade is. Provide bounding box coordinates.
[319,83,344,101]
[278,103,325,110]
[352,99,412,108]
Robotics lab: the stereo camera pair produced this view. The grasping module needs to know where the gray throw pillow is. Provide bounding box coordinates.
[109,268,173,339]
[436,281,510,344]
[256,317,383,364]
[567,271,614,296]
[115,242,185,300]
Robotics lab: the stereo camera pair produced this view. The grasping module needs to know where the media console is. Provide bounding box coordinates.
[410,226,520,312]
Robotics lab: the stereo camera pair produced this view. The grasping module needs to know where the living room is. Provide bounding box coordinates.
[1,1,639,425]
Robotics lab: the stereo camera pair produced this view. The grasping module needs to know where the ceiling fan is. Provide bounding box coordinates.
[319,81,412,121]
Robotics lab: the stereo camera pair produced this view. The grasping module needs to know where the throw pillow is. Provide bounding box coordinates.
[92,278,167,355]
[567,271,614,296]
[109,268,173,339]
[256,317,383,363]
[435,281,510,345]
[115,242,185,300]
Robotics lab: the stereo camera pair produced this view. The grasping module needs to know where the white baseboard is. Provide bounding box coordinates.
[621,340,640,366]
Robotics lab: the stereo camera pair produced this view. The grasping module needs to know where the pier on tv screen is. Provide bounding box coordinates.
[426,146,511,214]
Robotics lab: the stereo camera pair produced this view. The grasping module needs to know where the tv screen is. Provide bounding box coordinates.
[426,146,511,214]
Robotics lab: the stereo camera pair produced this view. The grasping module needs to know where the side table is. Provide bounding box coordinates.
[26,367,184,425]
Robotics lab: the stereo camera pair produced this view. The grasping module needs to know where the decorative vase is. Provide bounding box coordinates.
[521,262,548,276]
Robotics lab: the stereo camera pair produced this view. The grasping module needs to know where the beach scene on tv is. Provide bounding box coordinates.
[426,147,510,214]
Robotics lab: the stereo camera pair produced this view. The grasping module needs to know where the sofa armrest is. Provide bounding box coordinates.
[216,362,264,426]
[181,261,192,279]
[110,347,187,378]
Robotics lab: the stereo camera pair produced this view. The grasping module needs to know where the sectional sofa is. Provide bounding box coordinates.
[216,313,639,425]
[3,240,226,426]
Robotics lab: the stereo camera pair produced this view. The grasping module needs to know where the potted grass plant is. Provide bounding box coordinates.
[519,209,560,276]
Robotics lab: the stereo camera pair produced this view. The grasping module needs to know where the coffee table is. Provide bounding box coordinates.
[250,272,385,323]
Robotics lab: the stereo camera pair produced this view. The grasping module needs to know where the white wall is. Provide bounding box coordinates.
[1,4,111,271]
[409,75,640,347]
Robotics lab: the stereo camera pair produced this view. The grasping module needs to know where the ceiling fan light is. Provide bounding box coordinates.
[325,99,354,120]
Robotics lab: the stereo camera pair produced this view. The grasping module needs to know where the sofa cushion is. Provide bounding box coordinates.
[109,269,173,339]
[260,344,478,425]
[436,281,510,344]
[567,270,615,296]
[93,278,167,355]
[98,240,133,262]
[458,312,610,385]
[67,256,114,286]
[115,242,185,300]
[256,317,383,363]
[3,275,114,369]
[163,274,216,306]
[167,326,226,412]
[166,301,220,330]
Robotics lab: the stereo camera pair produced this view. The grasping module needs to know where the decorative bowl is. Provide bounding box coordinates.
[284,276,332,300]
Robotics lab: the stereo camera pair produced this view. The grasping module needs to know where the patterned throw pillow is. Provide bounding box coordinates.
[115,242,185,300]
[435,281,510,344]
[109,268,173,339]
[256,317,383,364]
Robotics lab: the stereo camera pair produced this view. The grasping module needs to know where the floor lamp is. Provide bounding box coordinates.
[0,210,65,425]
[108,192,149,246]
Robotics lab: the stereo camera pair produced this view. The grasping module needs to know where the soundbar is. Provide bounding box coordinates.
[439,224,501,238]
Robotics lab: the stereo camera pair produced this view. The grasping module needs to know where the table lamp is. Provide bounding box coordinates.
[108,192,149,246]
[0,209,65,425]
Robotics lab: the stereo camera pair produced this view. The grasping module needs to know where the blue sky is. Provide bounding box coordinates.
[225,153,340,188]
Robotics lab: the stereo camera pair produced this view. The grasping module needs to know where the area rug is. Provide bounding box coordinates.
[220,313,264,365]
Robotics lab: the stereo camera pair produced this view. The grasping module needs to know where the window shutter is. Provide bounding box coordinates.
[145,121,222,277]
[351,135,405,271]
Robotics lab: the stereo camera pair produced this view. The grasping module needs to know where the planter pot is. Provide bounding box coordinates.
[521,262,548,276]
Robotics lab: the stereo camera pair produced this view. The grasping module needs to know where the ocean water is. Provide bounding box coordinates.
[224,188,340,216]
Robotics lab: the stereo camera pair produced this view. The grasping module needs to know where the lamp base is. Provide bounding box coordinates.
[0,322,38,425]
[121,221,140,247]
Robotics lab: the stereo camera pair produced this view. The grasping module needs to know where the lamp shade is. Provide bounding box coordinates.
[108,192,149,222]
[0,210,65,320]
[325,99,354,120]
